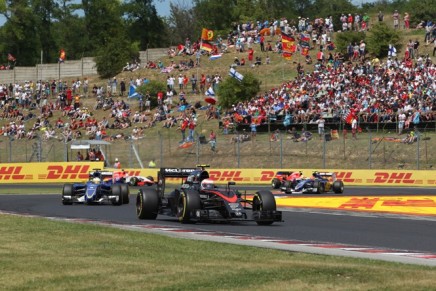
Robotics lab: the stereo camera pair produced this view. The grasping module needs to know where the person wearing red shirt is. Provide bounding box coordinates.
[66,87,72,106]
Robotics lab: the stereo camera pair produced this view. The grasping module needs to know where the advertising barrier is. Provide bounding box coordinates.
[0,163,435,187]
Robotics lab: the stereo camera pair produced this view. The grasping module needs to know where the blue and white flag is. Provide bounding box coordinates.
[128,83,141,99]
[229,67,244,82]
[205,86,215,96]
[388,44,397,57]
[209,54,222,61]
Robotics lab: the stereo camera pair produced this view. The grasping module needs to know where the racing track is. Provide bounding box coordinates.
[1,185,436,264]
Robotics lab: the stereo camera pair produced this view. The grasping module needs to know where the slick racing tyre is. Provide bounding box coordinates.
[62,184,73,205]
[271,178,281,189]
[313,180,325,194]
[111,184,123,206]
[332,180,344,194]
[129,177,138,186]
[120,184,130,204]
[177,190,201,223]
[253,190,276,225]
[136,189,159,219]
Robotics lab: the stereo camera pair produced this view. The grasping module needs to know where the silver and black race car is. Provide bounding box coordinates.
[136,165,282,225]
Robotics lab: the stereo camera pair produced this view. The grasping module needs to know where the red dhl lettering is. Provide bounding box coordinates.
[0,166,25,180]
[373,172,415,184]
[46,165,90,180]
[208,170,244,181]
[335,171,356,183]
[339,198,379,209]
[260,171,275,181]
[382,199,436,207]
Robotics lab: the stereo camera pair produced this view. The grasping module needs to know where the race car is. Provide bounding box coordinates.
[281,171,344,194]
[135,165,282,225]
[271,170,303,189]
[112,170,154,187]
[62,169,130,205]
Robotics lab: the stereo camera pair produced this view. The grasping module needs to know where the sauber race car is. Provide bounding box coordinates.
[271,171,303,189]
[136,165,282,225]
[62,169,130,205]
[281,171,344,194]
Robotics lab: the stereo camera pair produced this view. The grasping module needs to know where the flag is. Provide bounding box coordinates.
[388,44,397,57]
[342,109,354,124]
[301,47,309,56]
[282,52,292,60]
[229,68,244,82]
[201,28,214,41]
[128,83,141,99]
[7,53,16,62]
[200,41,213,52]
[59,49,66,62]
[281,32,295,43]
[209,54,222,61]
[205,86,215,96]
[299,33,310,48]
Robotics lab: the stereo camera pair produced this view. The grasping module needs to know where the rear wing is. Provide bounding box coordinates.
[157,168,198,197]
[316,172,337,181]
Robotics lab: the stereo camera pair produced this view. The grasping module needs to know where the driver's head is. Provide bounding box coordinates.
[201,179,214,190]
[93,177,101,184]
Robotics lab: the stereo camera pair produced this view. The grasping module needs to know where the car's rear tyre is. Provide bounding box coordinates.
[120,184,130,204]
[271,178,281,189]
[62,184,73,205]
[332,180,344,194]
[136,189,159,219]
[112,184,123,206]
[129,177,138,186]
[313,180,324,194]
[177,190,201,223]
[253,190,276,225]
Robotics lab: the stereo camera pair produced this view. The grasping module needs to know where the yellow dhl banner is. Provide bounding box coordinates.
[0,163,435,187]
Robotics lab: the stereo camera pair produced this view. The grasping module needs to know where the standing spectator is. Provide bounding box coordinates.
[178,117,188,143]
[413,39,420,58]
[120,79,126,97]
[393,10,400,29]
[260,35,265,52]
[200,74,206,94]
[83,78,89,97]
[187,118,196,142]
[148,159,156,168]
[248,47,254,65]
[190,74,197,94]
[351,117,358,140]
[404,12,410,29]
[378,11,384,22]
[113,158,121,169]
[178,74,184,90]
[317,116,325,138]
[209,130,217,152]
[250,121,257,140]
[398,111,406,135]
[111,77,117,95]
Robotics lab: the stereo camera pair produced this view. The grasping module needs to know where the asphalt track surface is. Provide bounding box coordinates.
[1,185,436,256]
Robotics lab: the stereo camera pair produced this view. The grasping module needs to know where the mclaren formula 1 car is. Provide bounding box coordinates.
[136,165,282,225]
[280,171,344,194]
[62,169,130,205]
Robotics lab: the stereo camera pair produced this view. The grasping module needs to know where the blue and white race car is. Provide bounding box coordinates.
[62,169,130,205]
[281,171,344,194]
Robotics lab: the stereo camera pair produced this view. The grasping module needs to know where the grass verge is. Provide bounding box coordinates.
[0,214,435,290]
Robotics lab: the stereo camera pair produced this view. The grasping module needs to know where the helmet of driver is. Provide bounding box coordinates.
[93,177,101,184]
[201,179,214,190]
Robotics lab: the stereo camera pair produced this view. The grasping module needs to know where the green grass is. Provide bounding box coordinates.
[1,214,436,290]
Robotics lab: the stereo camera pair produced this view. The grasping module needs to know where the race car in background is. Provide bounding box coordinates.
[280,171,344,194]
[112,170,155,187]
[135,165,282,225]
[62,169,130,205]
[271,170,303,189]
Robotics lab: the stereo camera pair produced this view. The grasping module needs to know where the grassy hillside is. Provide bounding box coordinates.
[0,25,434,169]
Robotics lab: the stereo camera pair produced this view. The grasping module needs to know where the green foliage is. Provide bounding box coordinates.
[166,2,198,46]
[335,31,366,55]
[366,22,401,57]
[136,80,167,108]
[404,0,436,26]
[94,37,133,79]
[217,72,261,109]
[193,0,237,31]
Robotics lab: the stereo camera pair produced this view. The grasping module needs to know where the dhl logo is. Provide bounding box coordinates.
[373,172,415,184]
[335,172,357,183]
[208,170,245,181]
[0,166,25,180]
[46,165,91,180]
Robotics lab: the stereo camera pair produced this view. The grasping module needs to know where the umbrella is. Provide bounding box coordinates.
[259,28,271,36]
[205,96,217,105]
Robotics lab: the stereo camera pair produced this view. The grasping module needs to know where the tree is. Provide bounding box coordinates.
[166,1,198,46]
[123,0,168,49]
[94,37,135,78]
[366,22,400,58]
[136,80,166,108]
[335,31,366,56]
[193,0,237,31]
[217,72,261,109]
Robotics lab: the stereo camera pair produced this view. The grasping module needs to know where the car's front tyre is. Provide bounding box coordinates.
[62,184,73,205]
